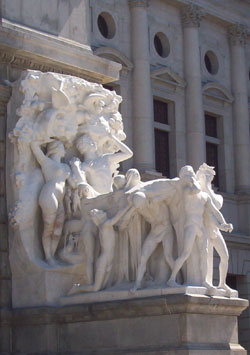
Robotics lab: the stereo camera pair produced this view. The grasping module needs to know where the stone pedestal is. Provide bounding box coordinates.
[4,294,248,354]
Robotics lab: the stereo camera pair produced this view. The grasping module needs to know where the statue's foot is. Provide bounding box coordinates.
[130,283,141,293]
[218,283,235,297]
[68,283,81,296]
[167,279,180,288]
[47,257,59,267]
[203,281,217,295]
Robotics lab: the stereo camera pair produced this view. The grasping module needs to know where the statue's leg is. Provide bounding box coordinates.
[196,232,216,292]
[41,211,57,263]
[132,232,159,291]
[39,194,58,263]
[51,202,65,257]
[162,224,175,270]
[81,219,97,284]
[167,225,196,287]
[213,231,231,292]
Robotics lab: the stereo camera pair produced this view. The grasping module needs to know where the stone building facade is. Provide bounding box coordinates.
[0,0,249,353]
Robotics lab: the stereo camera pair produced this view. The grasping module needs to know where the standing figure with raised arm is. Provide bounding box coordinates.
[31,140,70,265]
[167,166,233,289]
[69,204,132,293]
[75,133,133,194]
[196,163,234,295]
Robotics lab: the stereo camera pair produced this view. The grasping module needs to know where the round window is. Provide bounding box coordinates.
[97,12,116,39]
[204,51,219,75]
[154,32,170,58]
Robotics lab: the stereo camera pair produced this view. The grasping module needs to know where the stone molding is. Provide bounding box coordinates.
[128,0,149,9]
[181,4,205,28]
[229,24,249,47]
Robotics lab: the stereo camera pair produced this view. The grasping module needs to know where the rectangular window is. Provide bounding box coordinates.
[206,142,219,187]
[154,129,170,177]
[205,114,217,138]
[154,99,168,124]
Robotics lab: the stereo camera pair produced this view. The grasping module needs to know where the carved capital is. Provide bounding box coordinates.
[229,24,249,47]
[181,4,205,28]
[128,0,149,9]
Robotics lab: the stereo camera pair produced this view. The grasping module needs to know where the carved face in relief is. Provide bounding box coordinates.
[76,134,97,155]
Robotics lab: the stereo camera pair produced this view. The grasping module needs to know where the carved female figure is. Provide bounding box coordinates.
[75,133,133,194]
[31,140,70,265]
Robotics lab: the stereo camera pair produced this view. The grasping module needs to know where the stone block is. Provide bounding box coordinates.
[0,196,7,223]
[8,294,249,354]
[0,116,6,141]
[0,326,11,353]
[12,324,57,354]
[0,251,10,278]
[0,141,5,168]
[0,168,5,195]
[0,279,11,308]
[0,224,8,251]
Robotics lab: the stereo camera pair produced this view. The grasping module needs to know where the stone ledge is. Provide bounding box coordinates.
[8,294,248,326]
[0,20,121,84]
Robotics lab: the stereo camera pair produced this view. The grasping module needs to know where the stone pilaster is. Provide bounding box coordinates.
[0,85,11,310]
[181,4,206,170]
[229,24,250,193]
[129,0,155,171]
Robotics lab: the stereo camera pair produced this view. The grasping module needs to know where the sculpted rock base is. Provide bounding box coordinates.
[12,263,86,308]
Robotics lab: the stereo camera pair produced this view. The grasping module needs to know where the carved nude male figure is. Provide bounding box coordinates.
[69,204,131,294]
[123,191,175,291]
[197,163,234,295]
[167,166,233,288]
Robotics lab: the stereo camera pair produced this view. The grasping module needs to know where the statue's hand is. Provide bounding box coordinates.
[220,223,233,233]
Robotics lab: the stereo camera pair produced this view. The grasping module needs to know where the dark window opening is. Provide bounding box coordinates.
[154,99,168,125]
[98,15,108,38]
[154,35,163,57]
[206,142,219,188]
[205,114,217,138]
[205,54,212,73]
[154,129,170,177]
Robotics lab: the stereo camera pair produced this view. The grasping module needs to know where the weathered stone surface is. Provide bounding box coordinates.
[6,295,248,354]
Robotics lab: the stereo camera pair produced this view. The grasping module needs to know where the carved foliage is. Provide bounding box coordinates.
[181,4,205,28]
[229,24,249,47]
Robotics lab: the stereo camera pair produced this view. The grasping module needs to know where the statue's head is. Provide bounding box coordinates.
[196,163,215,185]
[113,174,126,190]
[125,169,141,190]
[76,134,97,155]
[179,165,199,188]
[46,140,65,158]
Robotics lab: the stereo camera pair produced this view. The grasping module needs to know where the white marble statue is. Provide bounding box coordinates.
[196,163,234,295]
[30,140,70,265]
[167,166,233,289]
[8,70,236,308]
[70,204,132,294]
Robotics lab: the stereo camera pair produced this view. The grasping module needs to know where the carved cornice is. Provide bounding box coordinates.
[228,24,249,47]
[128,0,149,9]
[0,47,99,83]
[181,4,205,28]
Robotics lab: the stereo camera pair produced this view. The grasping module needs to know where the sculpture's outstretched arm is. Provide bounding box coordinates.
[105,205,133,228]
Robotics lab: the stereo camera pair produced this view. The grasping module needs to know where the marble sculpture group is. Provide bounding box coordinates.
[9,71,235,300]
